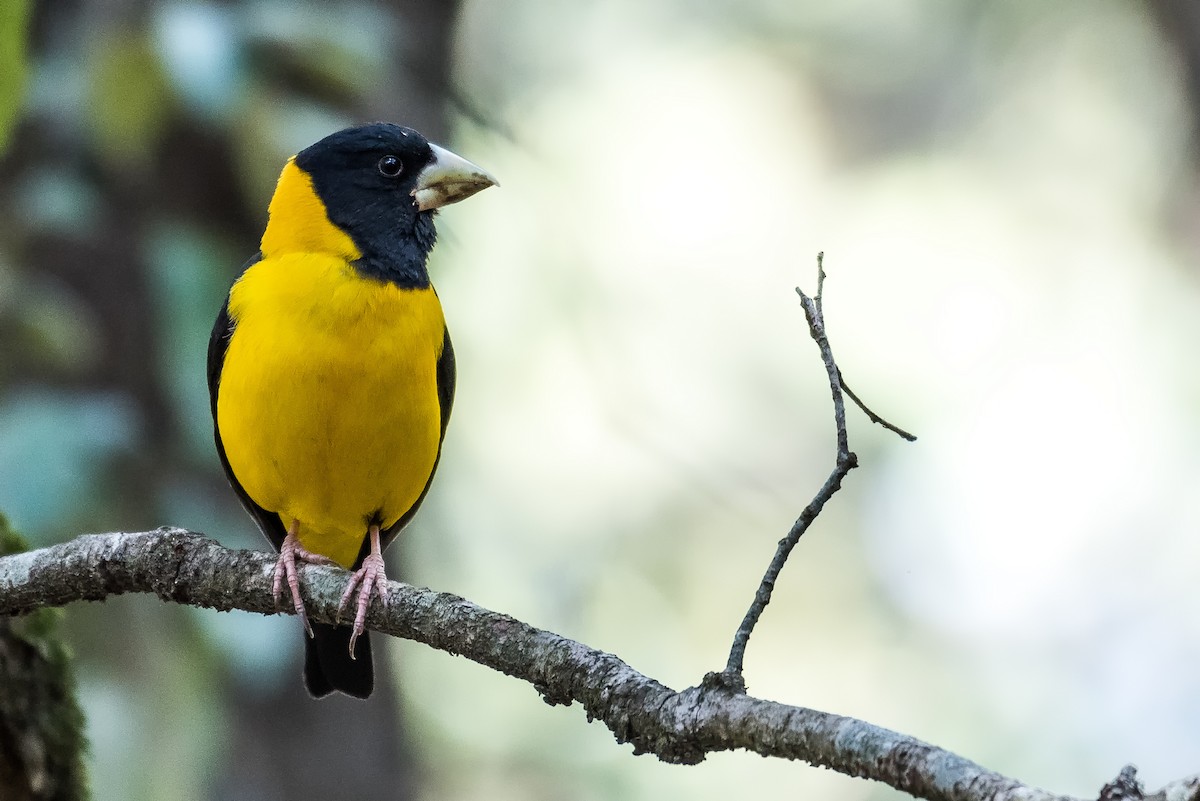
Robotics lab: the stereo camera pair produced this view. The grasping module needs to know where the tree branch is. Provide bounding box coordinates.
[0,530,1192,801]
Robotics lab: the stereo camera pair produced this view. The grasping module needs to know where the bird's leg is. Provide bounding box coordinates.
[337,524,390,657]
[271,519,337,638]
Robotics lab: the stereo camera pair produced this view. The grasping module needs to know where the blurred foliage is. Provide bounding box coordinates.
[0,514,89,801]
[0,390,138,535]
[87,32,175,173]
[0,0,31,151]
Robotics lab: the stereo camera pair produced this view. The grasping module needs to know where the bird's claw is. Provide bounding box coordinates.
[337,552,389,658]
[271,527,337,639]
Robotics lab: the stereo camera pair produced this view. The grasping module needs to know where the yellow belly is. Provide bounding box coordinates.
[216,253,446,567]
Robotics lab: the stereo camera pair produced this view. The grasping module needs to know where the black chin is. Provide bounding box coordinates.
[350,214,438,288]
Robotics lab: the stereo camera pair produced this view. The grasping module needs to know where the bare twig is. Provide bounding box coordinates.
[720,254,855,686]
[720,254,917,687]
[838,371,918,442]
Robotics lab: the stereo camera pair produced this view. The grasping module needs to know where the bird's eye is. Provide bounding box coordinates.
[378,155,403,177]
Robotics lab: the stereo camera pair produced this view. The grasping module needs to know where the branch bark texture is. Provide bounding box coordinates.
[0,529,1193,801]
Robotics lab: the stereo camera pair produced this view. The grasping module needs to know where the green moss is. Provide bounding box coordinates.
[0,511,29,557]
[0,512,89,800]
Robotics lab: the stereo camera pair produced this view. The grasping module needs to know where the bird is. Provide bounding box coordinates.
[207,122,496,698]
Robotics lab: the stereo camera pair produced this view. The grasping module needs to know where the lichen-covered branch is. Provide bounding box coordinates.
[0,529,1192,801]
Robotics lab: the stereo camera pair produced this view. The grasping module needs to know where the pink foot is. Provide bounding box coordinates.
[337,524,390,657]
[272,521,337,638]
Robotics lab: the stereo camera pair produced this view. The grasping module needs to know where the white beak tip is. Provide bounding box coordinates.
[412,143,497,212]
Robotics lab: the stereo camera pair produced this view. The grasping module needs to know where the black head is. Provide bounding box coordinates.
[295,123,495,287]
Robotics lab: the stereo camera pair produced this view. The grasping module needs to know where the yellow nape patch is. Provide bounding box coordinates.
[217,254,446,567]
[260,159,361,262]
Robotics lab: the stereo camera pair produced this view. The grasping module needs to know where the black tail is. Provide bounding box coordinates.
[304,622,373,699]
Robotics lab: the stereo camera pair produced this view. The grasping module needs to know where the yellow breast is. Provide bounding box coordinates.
[216,254,446,567]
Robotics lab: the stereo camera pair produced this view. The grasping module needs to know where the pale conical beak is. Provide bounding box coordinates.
[412,143,498,211]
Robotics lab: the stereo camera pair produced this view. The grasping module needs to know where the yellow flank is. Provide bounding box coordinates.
[260,159,361,263]
[217,252,446,568]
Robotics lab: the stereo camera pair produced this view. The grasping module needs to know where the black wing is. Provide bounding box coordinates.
[207,252,290,553]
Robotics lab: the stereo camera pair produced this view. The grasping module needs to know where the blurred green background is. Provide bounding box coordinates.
[2,1,1200,799]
